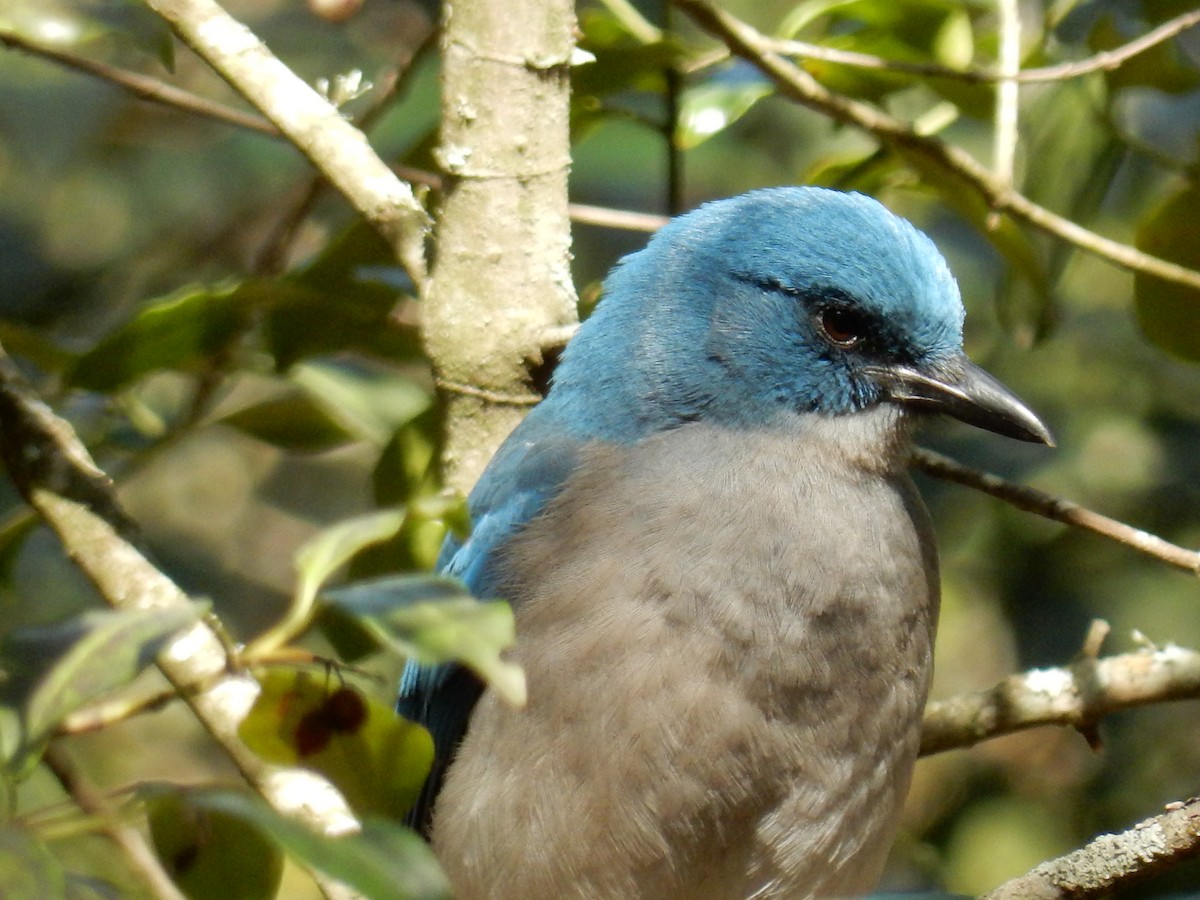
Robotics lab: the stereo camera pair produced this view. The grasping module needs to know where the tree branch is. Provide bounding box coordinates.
[913,448,1200,576]
[984,797,1200,899]
[675,0,1200,293]
[921,641,1200,755]
[253,26,438,276]
[742,8,1200,85]
[0,28,277,135]
[0,346,361,900]
[422,0,580,492]
[993,0,1020,189]
[141,0,429,292]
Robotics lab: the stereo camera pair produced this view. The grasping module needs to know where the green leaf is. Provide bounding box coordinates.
[0,605,203,770]
[248,507,413,657]
[144,787,450,900]
[320,576,525,707]
[1135,184,1200,362]
[573,36,678,98]
[68,283,249,392]
[777,0,865,37]
[355,416,456,578]
[0,0,171,68]
[0,323,76,376]
[676,65,773,150]
[89,0,175,69]
[266,222,422,370]
[779,0,992,117]
[0,515,38,587]
[0,826,68,900]
[290,361,432,448]
[147,791,283,900]
[221,392,358,453]
[238,671,433,820]
[294,509,409,616]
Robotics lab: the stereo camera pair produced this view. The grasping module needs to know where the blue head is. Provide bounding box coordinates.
[546,187,1049,445]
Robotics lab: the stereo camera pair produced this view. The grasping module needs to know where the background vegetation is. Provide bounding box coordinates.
[1,0,1200,897]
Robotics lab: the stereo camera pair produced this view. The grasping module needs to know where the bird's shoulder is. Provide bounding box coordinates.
[397,405,587,831]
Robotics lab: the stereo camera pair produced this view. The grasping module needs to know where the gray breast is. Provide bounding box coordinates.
[432,416,940,900]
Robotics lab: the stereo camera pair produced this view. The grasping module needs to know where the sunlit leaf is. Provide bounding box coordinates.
[68,283,250,392]
[782,0,992,116]
[144,787,450,900]
[677,63,773,149]
[238,670,433,820]
[353,419,447,578]
[0,0,170,68]
[320,576,525,706]
[147,791,284,900]
[1135,184,1200,362]
[932,6,974,69]
[0,605,203,771]
[290,361,432,448]
[294,508,409,617]
[777,0,865,37]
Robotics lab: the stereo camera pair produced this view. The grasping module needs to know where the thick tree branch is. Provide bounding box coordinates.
[0,347,361,899]
[913,448,1200,576]
[921,642,1200,755]
[423,0,580,492]
[140,0,429,291]
[984,797,1200,899]
[675,0,1200,293]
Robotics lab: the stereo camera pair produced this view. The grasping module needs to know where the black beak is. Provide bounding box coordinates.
[871,356,1054,446]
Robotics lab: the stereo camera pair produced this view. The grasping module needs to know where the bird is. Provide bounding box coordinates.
[398,186,1052,899]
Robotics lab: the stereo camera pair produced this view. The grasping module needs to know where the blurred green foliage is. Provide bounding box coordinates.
[1,0,1200,896]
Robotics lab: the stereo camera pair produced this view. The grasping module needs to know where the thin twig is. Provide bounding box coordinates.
[913,448,1200,575]
[142,0,429,293]
[676,0,1200,293]
[56,687,179,737]
[254,27,437,275]
[921,642,1200,755]
[1,34,668,245]
[993,0,1020,189]
[753,8,1200,85]
[568,202,667,232]
[0,28,277,135]
[43,743,188,900]
[984,797,1200,899]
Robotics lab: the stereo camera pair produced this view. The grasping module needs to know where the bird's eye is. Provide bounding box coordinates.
[818,308,864,348]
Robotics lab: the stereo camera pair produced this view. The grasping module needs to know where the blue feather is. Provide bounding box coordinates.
[397,186,1045,848]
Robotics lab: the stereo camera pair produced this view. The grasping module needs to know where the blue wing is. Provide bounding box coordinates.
[399,408,583,832]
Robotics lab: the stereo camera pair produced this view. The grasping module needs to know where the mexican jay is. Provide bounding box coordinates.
[399,187,1051,899]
